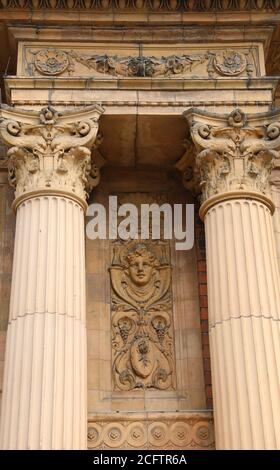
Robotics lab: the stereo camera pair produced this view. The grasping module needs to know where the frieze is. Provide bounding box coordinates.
[23,46,257,79]
[87,412,215,450]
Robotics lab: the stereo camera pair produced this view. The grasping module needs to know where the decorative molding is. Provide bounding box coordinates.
[7,100,274,109]
[0,104,104,209]
[6,76,275,96]
[87,412,214,450]
[180,108,280,217]
[0,0,279,12]
[26,47,255,78]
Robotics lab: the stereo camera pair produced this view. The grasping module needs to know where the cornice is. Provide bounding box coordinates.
[0,0,279,13]
[1,2,280,27]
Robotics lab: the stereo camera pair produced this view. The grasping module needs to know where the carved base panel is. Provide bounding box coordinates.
[87,412,214,450]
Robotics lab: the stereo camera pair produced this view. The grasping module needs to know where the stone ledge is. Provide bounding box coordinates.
[5,76,279,91]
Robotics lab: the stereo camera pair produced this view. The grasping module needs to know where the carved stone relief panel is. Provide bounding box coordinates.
[87,412,215,450]
[109,193,175,392]
[86,180,205,416]
[18,42,264,79]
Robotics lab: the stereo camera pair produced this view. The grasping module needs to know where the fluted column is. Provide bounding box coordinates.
[0,105,103,449]
[184,108,280,449]
[271,168,280,272]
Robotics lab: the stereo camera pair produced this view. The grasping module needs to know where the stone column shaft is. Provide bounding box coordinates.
[205,199,280,449]
[183,108,280,449]
[271,172,280,271]
[1,196,87,449]
[0,105,103,449]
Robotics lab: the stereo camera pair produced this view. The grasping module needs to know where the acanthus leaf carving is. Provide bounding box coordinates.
[0,104,104,207]
[181,108,280,211]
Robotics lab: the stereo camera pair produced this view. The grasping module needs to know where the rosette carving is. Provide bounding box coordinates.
[0,105,104,208]
[33,49,70,76]
[210,50,248,76]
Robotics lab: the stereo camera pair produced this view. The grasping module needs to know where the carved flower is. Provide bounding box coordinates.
[39,106,59,125]
[176,430,186,440]
[227,108,246,128]
[34,49,69,76]
[214,50,246,76]
[130,426,145,442]
[196,425,209,440]
[153,428,163,439]
[127,57,146,77]
[87,428,99,442]
[108,428,121,441]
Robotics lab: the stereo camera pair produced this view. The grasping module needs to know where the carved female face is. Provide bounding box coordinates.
[128,253,154,286]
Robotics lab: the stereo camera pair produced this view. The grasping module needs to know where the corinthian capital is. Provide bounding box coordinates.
[0,104,104,210]
[183,108,280,218]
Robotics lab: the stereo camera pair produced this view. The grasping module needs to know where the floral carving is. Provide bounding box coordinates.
[183,108,280,206]
[213,50,247,76]
[33,49,70,75]
[207,49,254,78]
[69,50,207,77]
[0,105,103,206]
[110,241,175,391]
[27,47,255,78]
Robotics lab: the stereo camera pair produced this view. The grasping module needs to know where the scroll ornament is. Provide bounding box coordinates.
[184,109,280,206]
[0,105,103,206]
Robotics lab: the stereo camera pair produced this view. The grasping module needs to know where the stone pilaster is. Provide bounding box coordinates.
[184,108,280,449]
[0,104,103,449]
